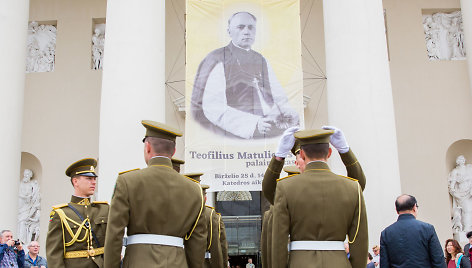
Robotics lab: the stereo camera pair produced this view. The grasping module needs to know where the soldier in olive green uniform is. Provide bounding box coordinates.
[261,126,366,268]
[218,211,228,268]
[261,166,299,268]
[46,158,109,268]
[184,173,228,268]
[172,158,185,173]
[104,121,206,268]
[272,129,368,268]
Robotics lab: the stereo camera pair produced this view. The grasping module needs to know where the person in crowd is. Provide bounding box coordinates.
[445,239,470,268]
[0,230,24,268]
[380,194,445,268]
[463,231,472,263]
[372,245,380,267]
[24,241,47,268]
[367,253,375,268]
[246,258,255,268]
[345,243,350,259]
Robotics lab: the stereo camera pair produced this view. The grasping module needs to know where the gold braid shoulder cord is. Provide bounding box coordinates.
[348,182,361,244]
[186,186,205,240]
[55,209,92,257]
[207,209,214,250]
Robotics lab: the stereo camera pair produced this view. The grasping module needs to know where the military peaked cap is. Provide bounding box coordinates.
[283,165,300,176]
[65,158,98,177]
[171,158,185,170]
[291,140,301,155]
[201,184,210,194]
[184,172,204,183]
[141,120,183,142]
[294,129,334,145]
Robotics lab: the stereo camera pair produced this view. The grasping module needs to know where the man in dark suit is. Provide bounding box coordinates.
[380,194,445,268]
[463,231,472,263]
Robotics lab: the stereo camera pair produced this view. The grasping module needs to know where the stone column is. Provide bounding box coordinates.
[0,0,29,232]
[98,1,166,201]
[323,0,402,246]
[460,0,472,93]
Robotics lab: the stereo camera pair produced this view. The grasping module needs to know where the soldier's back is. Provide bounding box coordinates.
[114,158,204,267]
[273,162,364,268]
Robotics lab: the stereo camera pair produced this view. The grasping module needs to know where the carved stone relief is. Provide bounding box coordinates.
[26,21,57,73]
[423,11,466,61]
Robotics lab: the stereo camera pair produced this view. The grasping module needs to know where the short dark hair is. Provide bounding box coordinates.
[368,253,373,260]
[300,143,330,159]
[146,137,175,157]
[228,12,257,26]
[466,231,472,239]
[395,194,417,212]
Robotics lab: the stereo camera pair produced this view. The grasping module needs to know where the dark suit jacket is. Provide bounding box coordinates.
[380,213,445,268]
[452,253,472,268]
[465,243,471,258]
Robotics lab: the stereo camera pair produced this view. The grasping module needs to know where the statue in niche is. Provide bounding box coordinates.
[26,21,57,73]
[423,11,466,61]
[92,26,105,70]
[17,169,41,245]
[452,207,463,234]
[448,155,472,237]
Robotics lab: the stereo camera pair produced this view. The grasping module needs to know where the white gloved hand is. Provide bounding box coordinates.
[322,125,349,153]
[274,126,300,158]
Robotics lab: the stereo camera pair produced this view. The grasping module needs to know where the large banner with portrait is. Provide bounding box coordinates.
[185,0,304,191]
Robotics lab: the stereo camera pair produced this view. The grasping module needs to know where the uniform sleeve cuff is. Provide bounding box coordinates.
[267,156,284,174]
[340,149,358,167]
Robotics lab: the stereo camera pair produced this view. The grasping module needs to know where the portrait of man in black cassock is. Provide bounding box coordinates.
[190,11,299,140]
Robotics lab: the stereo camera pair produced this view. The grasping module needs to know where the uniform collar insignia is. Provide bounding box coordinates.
[71,195,91,205]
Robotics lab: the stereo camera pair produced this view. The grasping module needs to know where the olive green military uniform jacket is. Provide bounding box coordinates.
[218,212,228,267]
[261,206,274,268]
[272,161,368,268]
[46,196,109,268]
[203,206,223,268]
[262,149,366,268]
[104,157,207,268]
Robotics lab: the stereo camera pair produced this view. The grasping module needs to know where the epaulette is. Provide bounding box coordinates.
[119,168,140,175]
[276,174,297,182]
[205,205,215,209]
[185,176,200,184]
[92,201,109,205]
[340,175,358,182]
[52,203,68,210]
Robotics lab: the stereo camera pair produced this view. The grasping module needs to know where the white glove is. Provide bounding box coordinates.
[275,126,300,158]
[322,125,349,153]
